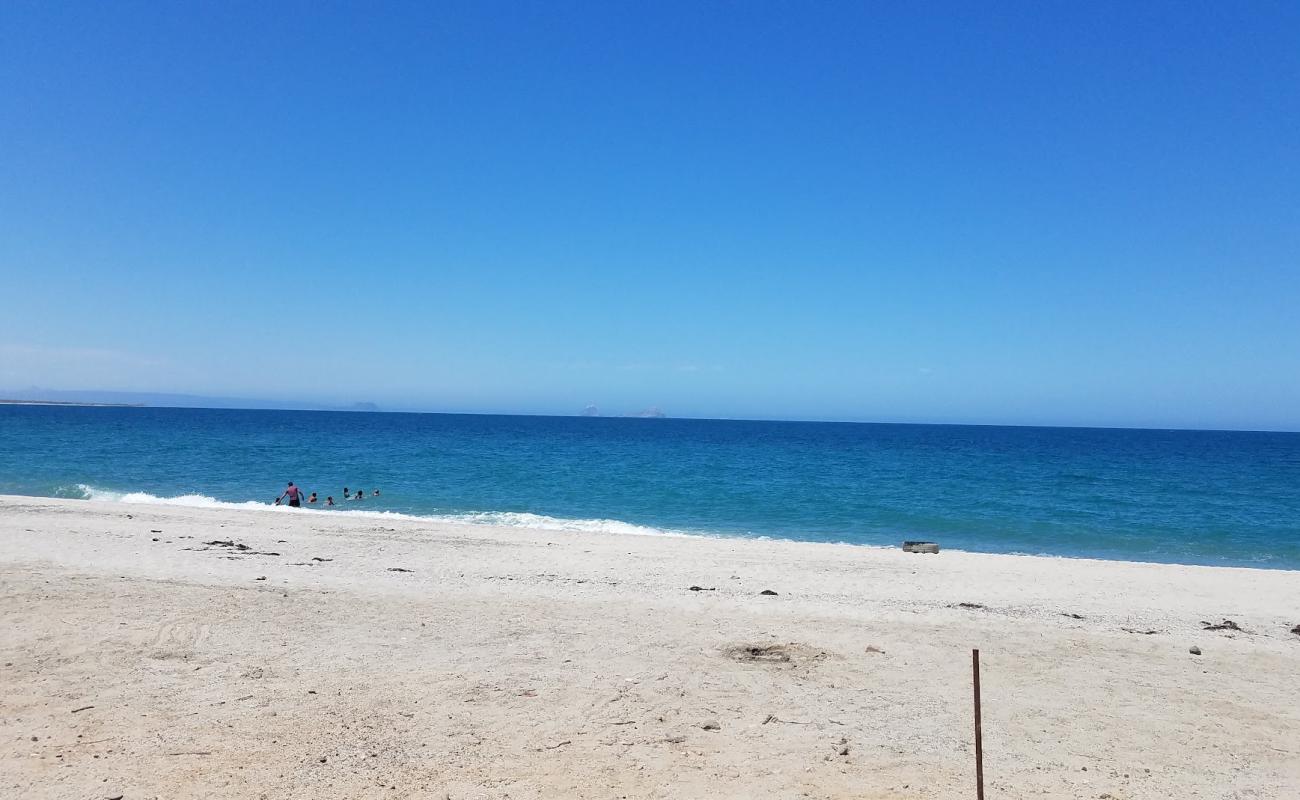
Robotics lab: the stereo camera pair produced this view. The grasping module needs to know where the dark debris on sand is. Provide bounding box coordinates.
[201,540,281,556]
[722,642,832,668]
[725,644,793,664]
[205,539,246,549]
[1201,619,1246,633]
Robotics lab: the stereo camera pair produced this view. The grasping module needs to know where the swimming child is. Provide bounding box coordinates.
[326,496,335,506]
[307,492,318,504]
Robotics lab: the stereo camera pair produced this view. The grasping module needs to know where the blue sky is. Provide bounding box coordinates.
[1,2,1297,429]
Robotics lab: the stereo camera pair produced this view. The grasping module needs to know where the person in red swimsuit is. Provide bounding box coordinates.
[277,482,303,508]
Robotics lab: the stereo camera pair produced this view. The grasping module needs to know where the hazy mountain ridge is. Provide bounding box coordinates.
[1,388,378,413]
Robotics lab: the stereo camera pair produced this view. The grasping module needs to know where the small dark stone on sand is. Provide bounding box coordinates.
[956,602,986,609]
[254,576,266,581]
[151,537,159,542]
[318,756,327,763]
[311,557,333,562]
[150,529,162,533]
[1292,624,1300,636]
[688,585,715,591]
[387,567,413,573]
[1189,645,1202,655]
[759,589,778,596]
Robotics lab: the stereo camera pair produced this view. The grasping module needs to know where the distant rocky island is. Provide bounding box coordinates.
[628,407,667,418]
[576,405,667,418]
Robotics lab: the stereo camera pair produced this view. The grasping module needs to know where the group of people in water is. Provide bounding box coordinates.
[275,482,379,508]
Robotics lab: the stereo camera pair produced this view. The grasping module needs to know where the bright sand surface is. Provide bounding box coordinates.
[2,496,1298,799]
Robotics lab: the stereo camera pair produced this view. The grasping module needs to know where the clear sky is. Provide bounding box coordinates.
[2,2,1297,429]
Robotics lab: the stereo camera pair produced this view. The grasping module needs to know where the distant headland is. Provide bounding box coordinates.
[0,389,378,413]
[0,399,144,408]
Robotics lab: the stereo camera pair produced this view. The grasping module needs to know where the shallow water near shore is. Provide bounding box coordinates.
[1,405,1297,568]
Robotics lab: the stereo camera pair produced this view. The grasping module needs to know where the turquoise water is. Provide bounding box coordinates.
[1,405,1298,569]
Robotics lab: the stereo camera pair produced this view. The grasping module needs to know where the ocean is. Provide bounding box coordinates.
[1,405,1297,569]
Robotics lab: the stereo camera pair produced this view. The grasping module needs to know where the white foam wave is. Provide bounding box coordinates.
[65,484,701,539]
[74,484,271,510]
[442,511,695,538]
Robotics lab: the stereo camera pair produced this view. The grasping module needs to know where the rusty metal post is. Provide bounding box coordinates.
[973,648,985,800]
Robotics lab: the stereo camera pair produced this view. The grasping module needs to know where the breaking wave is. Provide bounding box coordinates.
[59,484,702,539]
[71,484,271,509]
[439,510,694,538]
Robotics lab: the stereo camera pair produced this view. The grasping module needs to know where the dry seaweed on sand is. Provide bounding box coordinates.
[1200,619,1246,632]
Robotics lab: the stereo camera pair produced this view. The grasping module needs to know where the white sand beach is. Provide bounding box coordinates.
[2,495,1298,799]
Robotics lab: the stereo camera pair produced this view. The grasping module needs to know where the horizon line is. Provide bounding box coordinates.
[3,397,1296,435]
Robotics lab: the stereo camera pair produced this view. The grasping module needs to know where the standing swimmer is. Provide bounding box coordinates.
[277,482,304,508]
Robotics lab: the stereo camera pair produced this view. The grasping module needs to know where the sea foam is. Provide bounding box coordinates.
[66,484,699,539]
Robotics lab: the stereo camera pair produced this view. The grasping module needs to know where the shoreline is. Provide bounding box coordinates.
[17,487,1300,573]
[3,495,1299,798]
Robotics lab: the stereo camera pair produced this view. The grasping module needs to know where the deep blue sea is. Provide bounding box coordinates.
[2,405,1298,569]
